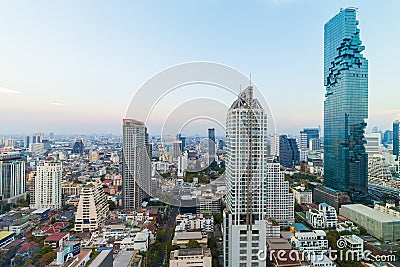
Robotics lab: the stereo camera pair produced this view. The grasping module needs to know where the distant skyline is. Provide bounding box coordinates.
[1,1,399,136]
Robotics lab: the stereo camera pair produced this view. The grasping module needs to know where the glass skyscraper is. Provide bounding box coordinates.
[324,8,368,195]
[393,120,399,160]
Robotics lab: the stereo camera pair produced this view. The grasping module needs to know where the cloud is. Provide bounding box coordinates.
[0,86,22,94]
[50,102,65,106]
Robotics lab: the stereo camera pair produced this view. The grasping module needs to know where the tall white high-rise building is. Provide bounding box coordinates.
[0,152,26,203]
[299,131,309,162]
[223,86,294,267]
[172,140,182,161]
[269,134,280,157]
[177,152,188,178]
[30,159,62,210]
[122,119,151,210]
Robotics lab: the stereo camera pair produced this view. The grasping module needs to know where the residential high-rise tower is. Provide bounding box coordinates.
[30,159,62,210]
[122,119,151,210]
[0,152,26,203]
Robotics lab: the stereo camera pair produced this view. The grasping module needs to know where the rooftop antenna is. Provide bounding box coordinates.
[249,73,252,87]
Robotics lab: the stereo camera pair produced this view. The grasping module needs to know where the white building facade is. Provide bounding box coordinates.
[306,203,337,229]
[223,86,294,267]
[31,160,62,210]
[74,180,110,232]
[291,230,329,253]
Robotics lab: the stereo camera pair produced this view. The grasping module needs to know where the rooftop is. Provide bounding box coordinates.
[70,249,92,267]
[341,204,400,223]
[175,231,203,240]
[291,223,310,232]
[340,235,363,244]
[113,250,135,267]
[45,232,68,242]
[32,208,50,214]
[175,248,211,257]
[0,231,15,240]
[266,238,292,250]
[88,249,112,266]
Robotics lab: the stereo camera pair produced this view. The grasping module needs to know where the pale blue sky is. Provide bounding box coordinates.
[0,0,399,136]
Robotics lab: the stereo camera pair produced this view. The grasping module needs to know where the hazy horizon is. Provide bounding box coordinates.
[1,1,399,136]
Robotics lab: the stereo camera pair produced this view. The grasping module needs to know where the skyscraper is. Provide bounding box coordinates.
[324,8,368,195]
[172,140,182,161]
[72,138,84,155]
[176,133,186,151]
[32,132,44,144]
[30,159,62,210]
[299,128,320,161]
[393,120,399,160]
[208,128,216,166]
[382,130,393,147]
[269,134,280,157]
[0,152,26,203]
[24,136,30,149]
[279,135,300,168]
[122,119,151,210]
[223,86,293,267]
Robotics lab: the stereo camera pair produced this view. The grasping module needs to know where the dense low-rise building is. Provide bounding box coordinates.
[44,232,70,249]
[306,203,337,229]
[292,186,312,204]
[197,194,221,214]
[0,231,16,249]
[170,248,212,267]
[175,213,214,233]
[172,231,208,248]
[338,235,363,258]
[290,230,328,253]
[313,185,351,211]
[62,181,82,197]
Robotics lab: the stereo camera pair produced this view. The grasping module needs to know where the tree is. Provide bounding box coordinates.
[214,213,223,225]
[38,251,56,267]
[186,240,201,249]
[326,230,340,250]
[358,226,368,235]
[156,229,164,241]
[50,217,57,224]
[14,255,24,266]
[294,202,302,212]
[170,245,180,251]
[108,200,116,210]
